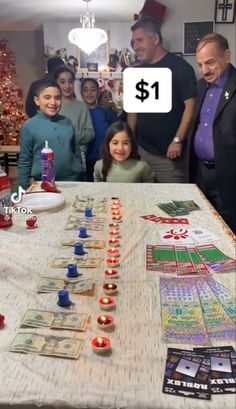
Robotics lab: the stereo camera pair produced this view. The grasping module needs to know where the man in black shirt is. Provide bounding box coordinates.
[128,18,196,182]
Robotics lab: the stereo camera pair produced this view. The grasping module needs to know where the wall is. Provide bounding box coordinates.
[1,0,235,101]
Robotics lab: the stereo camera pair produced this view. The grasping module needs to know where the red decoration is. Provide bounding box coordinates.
[134,0,167,25]
[0,314,5,327]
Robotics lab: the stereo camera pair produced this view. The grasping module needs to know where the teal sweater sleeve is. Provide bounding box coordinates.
[18,111,84,189]
[18,124,35,189]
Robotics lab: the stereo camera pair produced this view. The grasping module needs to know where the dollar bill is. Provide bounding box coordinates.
[65,221,104,231]
[8,332,83,359]
[36,276,94,294]
[21,309,89,331]
[51,258,101,268]
[68,215,105,224]
[61,239,106,249]
[72,196,107,213]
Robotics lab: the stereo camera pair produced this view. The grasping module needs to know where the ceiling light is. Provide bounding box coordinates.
[68,0,108,55]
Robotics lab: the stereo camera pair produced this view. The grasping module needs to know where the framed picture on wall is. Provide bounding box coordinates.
[215,0,236,23]
[183,21,214,55]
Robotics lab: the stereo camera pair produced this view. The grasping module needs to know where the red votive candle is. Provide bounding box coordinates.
[108,238,120,247]
[103,282,118,295]
[104,269,119,278]
[91,336,111,353]
[106,257,120,268]
[99,296,115,310]
[107,247,120,257]
[97,315,114,329]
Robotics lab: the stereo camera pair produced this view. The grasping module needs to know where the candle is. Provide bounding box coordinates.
[91,336,111,353]
[112,215,122,222]
[111,197,121,205]
[106,257,120,268]
[99,296,115,310]
[112,210,121,216]
[111,205,120,211]
[97,314,114,329]
[103,282,118,295]
[104,269,119,278]
[109,223,120,229]
[109,229,120,238]
[108,238,120,247]
[107,247,120,257]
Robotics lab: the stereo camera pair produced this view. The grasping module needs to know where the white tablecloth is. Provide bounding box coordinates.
[0,182,235,409]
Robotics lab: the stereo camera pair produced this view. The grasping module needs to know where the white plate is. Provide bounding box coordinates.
[17,192,65,212]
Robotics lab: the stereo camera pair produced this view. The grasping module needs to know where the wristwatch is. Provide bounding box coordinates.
[172,137,182,144]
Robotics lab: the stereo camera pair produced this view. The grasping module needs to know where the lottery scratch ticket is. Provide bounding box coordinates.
[196,244,236,274]
[196,278,236,341]
[160,276,210,345]
[205,277,236,323]
[146,245,177,273]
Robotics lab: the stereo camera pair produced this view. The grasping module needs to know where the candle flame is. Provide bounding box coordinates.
[97,337,104,344]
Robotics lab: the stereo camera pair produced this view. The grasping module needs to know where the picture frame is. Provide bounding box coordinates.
[183,21,214,55]
[215,0,236,23]
[87,63,98,72]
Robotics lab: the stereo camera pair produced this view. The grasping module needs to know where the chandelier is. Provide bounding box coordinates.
[68,0,108,55]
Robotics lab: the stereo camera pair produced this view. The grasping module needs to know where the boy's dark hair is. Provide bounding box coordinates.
[34,77,61,97]
[47,57,64,73]
[131,17,163,43]
[51,65,75,81]
[100,121,140,181]
[81,78,99,92]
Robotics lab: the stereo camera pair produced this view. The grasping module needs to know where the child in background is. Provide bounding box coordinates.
[80,78,117,181]
[98,90,121,117]
[18,78,84,189]
[93,121,154,183]
[51,66,94,171]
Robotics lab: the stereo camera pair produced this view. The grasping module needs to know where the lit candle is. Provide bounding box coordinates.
[103,282,118,295]
[109,229,120,238]
[112,209,121,216]
[99,295,115,310]
[111,205,120,211]
[112,215,122,222]
[104,269,119,278]
[108,238,120,247]
[111,197,121,205]
[106,257,120,268]
[107,247,120,257]
[91,336,111,353]
[109,223,120,230]
[97,314,114,329]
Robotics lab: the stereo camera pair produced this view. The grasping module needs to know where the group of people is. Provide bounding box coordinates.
[18,17,236,234]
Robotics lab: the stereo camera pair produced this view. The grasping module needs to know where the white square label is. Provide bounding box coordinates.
[123,67,172,113]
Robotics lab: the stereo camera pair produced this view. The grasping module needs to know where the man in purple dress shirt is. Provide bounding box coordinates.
[189,33,236,234]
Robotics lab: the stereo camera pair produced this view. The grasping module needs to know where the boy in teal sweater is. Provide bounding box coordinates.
[18,78,84,189]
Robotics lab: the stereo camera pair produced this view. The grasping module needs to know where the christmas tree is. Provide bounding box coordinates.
[0,39,26,145]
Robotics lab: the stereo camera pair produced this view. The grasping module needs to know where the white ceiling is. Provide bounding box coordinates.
[0,0,145,30]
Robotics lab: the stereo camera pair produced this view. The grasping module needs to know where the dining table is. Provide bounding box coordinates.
[0,181,235,409]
